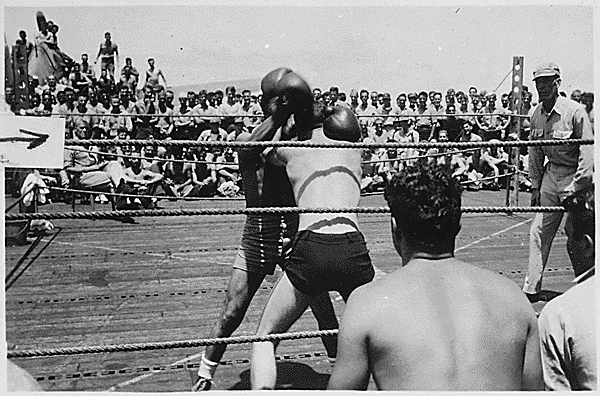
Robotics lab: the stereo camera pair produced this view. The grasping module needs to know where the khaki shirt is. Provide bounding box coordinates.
[528,96,594,192]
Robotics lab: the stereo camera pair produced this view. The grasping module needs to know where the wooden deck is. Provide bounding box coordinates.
[5,190,574,391]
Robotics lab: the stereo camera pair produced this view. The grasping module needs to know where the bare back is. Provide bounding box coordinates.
[341,259,540,391]
[275,128,363,233]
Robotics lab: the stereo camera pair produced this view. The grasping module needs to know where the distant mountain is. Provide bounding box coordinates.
[170,77,262,96]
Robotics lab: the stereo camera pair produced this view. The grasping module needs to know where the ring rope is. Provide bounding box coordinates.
[49,186,244,202]
[4,205,566,221]
[66,138,593,148]
[65,146,237,166]
[41,112,531,119]
[7,330,338,358]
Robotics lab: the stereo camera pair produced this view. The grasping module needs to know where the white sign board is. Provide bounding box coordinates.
[0,115,65,168]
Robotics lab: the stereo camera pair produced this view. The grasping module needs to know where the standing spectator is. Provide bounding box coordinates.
[414,91,433,142]
[445,88,456,107]
[370,91,379,109]
[407,92,418,111]
[144,58,167,94]
[329,86,349,108]
[94,32,119,78]
[218,86,240,132]
[80,53,96,84]
[393,93,415,137]
[523,62,594,302]
[570,89,582,103]
[15,30,34,58]
[581,92,594,132]
[538,186,595,390]
[428,92,446,139]
[348,89,359,113]
[192,91,218,135]
[29,75,43,97]
[376,93,396,133]
[172,92,194,158]
[355,89,377,127]
[71,93,94,139]
[121,58,139,81]
[501,93,510,109]
[368,118,393,145]
[165,90,175,110]
[476,93,510,141]
[312,87,322,101]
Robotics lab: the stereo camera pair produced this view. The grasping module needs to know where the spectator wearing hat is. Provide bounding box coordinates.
[355,89,378,128]
[523,62,595,303]
[538,186,595,390]
[407,92,418,111]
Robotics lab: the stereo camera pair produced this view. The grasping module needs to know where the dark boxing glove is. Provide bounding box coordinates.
[322,106,362,142]
[260,67,293,114]
[274,71,313,111]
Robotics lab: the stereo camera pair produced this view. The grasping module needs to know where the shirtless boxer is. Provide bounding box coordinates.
[193,68,338,391]
[250,71,375,390]
[327,161,542,391]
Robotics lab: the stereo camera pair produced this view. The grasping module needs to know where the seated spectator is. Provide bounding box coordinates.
[133,89,158,139]
[81,53,96,84]
[360,137,385,193]
[368,117,393,146]
[155,93,174,139]
[215,147,240,188]
[70,93,94,139]
[177,148,217,198]
[144,58,167,94]
[437,104,463,141]
[99,95,133,138]
[97,68,116,97]
[391,121,419,169]
[479,140,509,191]
[192,91,218,135]
[538,186,595,390]
[40,74,66,96]
[238,89,262,133]
[328,161,542,391]
[68,63,92,95]
[119,64,139,94]
[199,120,228,142]
[122,151,164,209]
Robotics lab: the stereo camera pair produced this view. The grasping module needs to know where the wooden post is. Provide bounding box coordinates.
[506,56,524,209]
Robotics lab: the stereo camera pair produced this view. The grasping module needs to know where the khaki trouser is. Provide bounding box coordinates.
[523,163,575,294]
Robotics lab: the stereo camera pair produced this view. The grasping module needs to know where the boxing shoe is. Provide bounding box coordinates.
[323,106,362,142]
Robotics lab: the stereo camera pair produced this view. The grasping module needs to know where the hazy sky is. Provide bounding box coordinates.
[3,1,596,99]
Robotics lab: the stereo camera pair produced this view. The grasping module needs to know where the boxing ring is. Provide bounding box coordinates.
[5,133,592,391]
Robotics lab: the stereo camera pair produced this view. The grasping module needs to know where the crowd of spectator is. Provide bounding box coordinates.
[5,30,595,204]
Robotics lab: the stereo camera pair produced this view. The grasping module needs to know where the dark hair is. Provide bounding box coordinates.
[360,89,369,96]
[418,91,428,98]
[385,162,462,254]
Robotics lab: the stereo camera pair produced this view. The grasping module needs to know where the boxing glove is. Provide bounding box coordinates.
[323,106,362,142]
[274,71,313,112]
[260,67,293,113]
